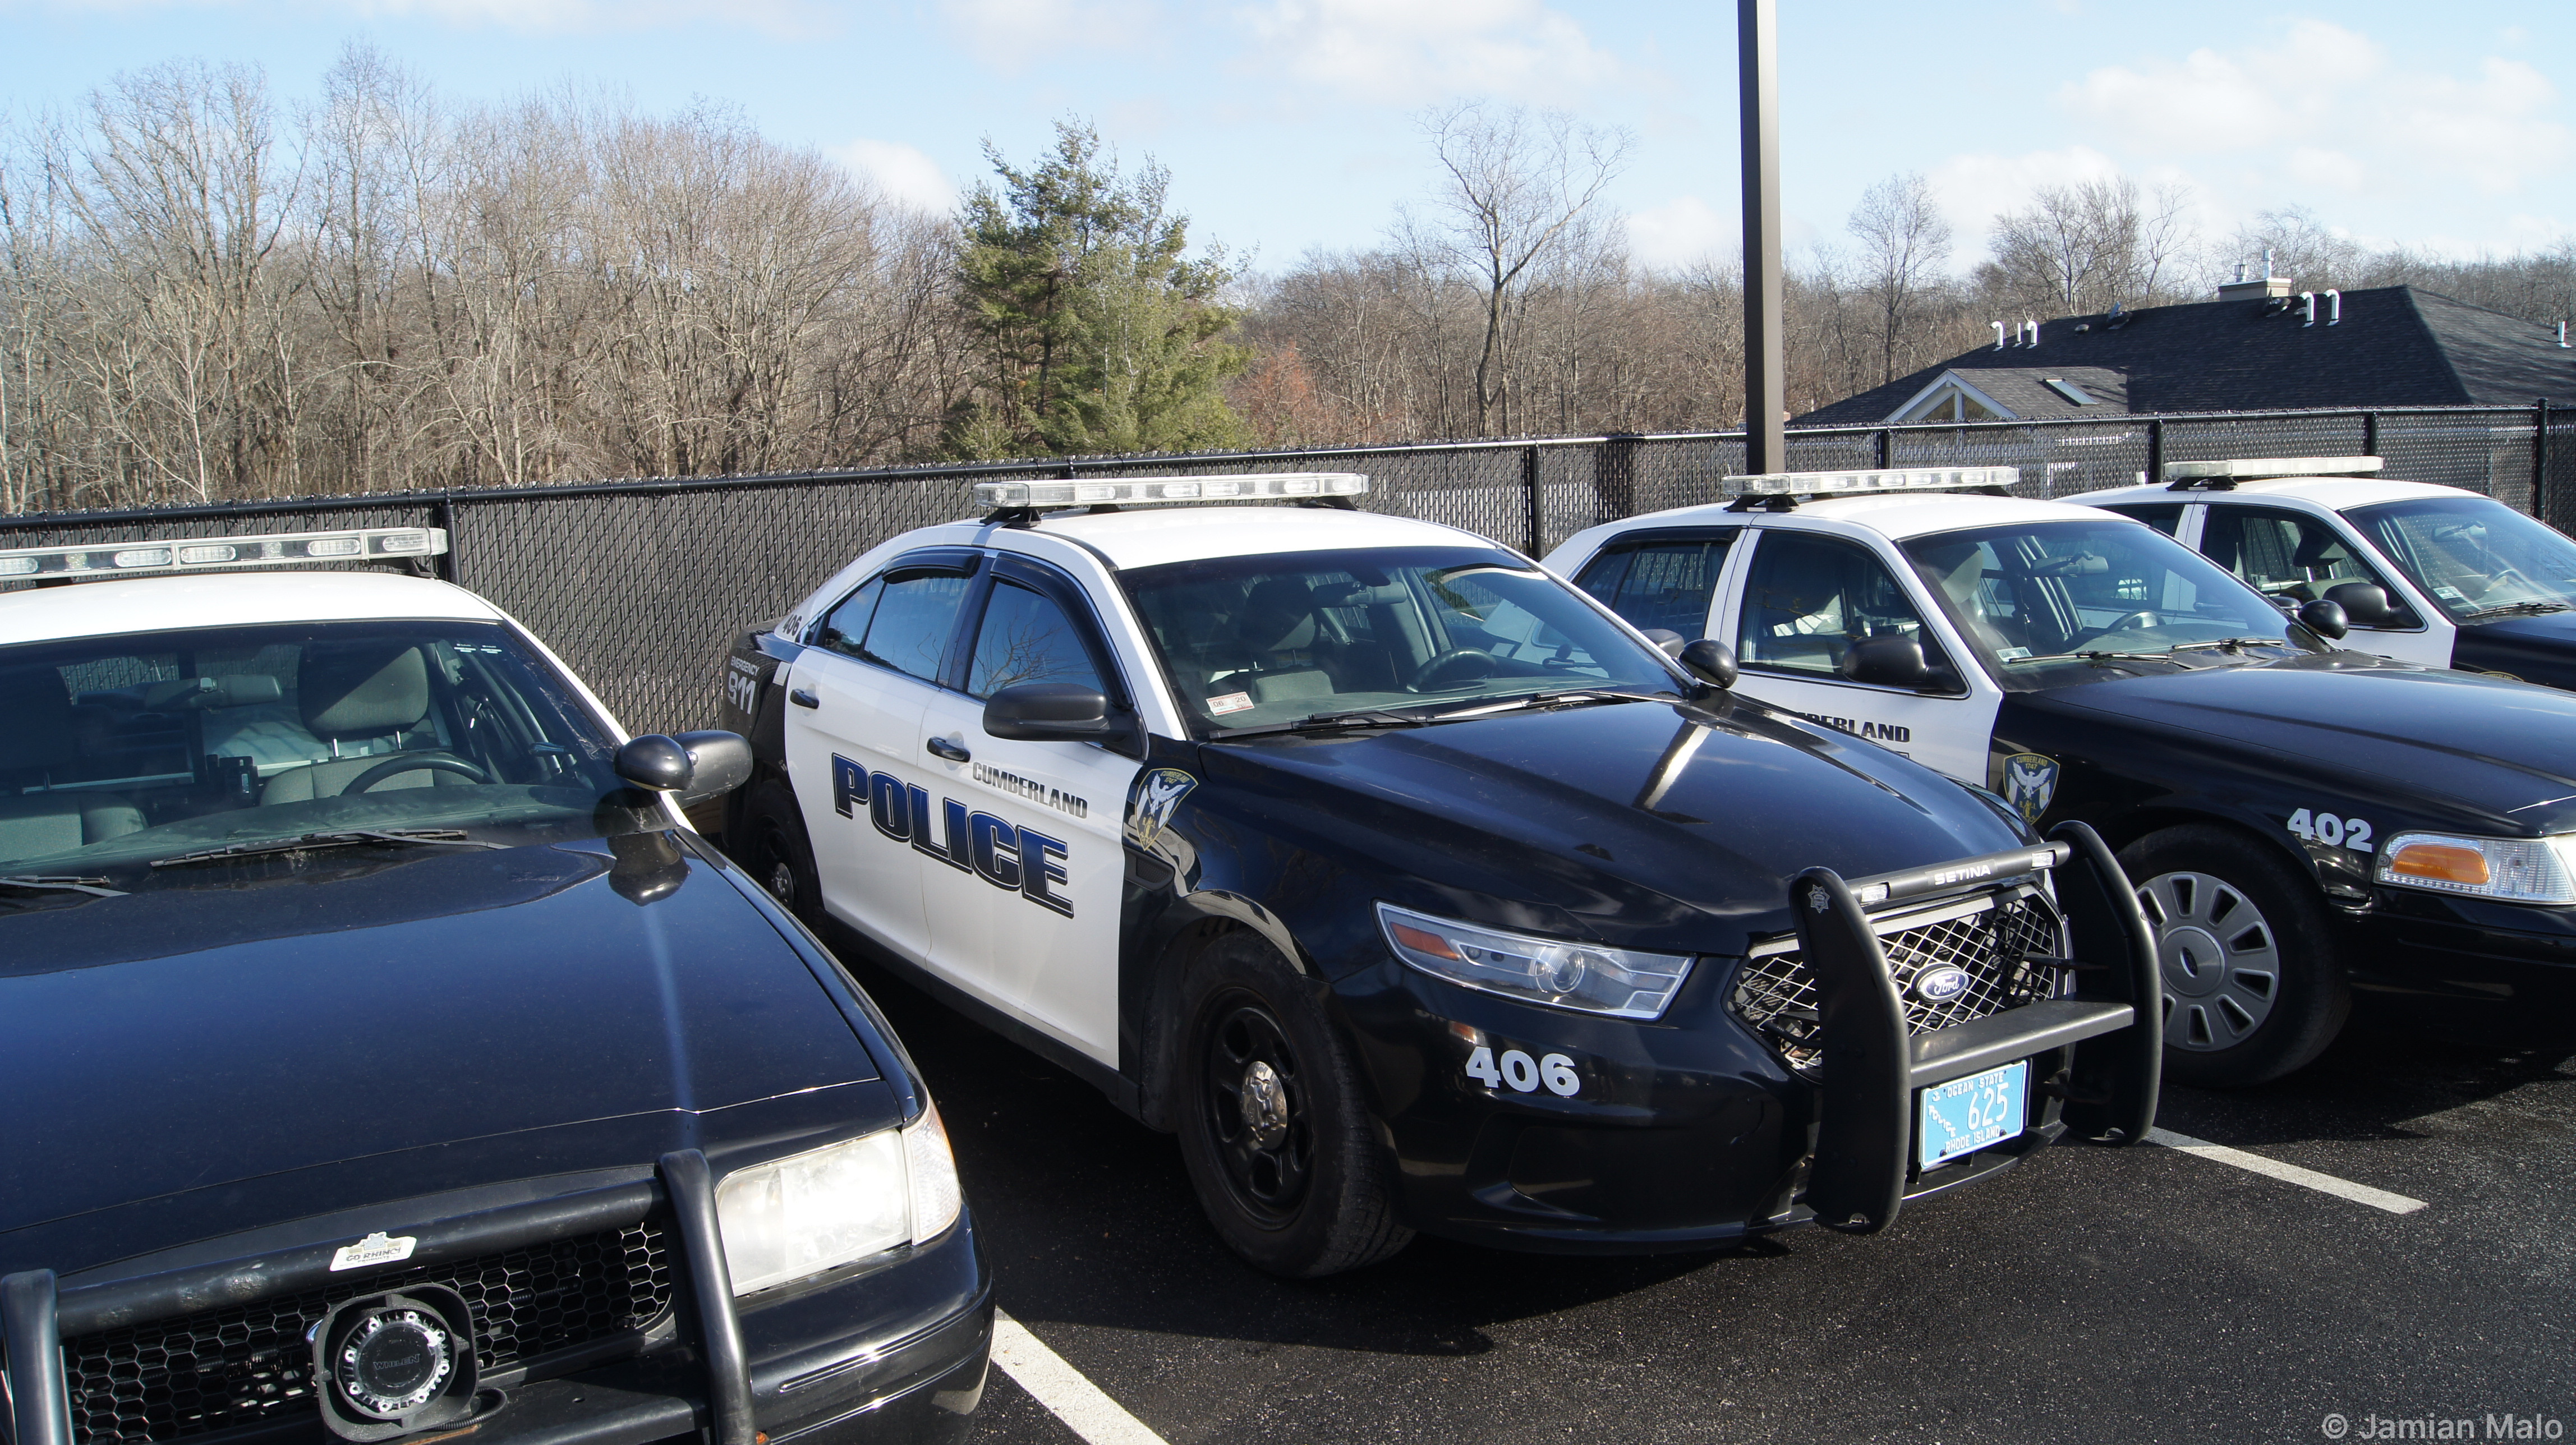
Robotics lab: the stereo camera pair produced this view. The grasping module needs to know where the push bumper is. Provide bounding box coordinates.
[2,1152,992,1445]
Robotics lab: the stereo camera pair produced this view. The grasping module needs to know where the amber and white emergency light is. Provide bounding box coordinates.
[0,527,447,580]
[973,473,1369,509]
[1724,466,2020,496]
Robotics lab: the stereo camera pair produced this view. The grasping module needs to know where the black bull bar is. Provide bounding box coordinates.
[1791,820,2163,1234]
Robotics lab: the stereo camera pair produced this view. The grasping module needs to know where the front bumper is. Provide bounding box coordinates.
[2333,888,2576,1020]
[1335,823,2163,1250]
[2,1152,992,1445]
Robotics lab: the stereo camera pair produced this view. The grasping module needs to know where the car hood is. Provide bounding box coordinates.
[2035,652,2576,834]
[2451,608,2576,692]
[0,837,880,1248]
[1203,696,2027,956]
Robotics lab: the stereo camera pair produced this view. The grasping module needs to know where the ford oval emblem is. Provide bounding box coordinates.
[1913,966,1972,1003]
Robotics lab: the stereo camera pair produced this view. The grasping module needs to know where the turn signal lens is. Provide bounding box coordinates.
[2374,831,2576,904]
[2386,843,2490,885]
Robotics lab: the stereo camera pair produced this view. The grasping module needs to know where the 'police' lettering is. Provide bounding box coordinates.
[1018,827,1072,916]
[868,771,910,841]
[834,756,1074,918]
[832,756,868,819]
[969,811,1020,888]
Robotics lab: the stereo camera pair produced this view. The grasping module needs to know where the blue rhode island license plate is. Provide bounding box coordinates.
[1919,1060,2029,1167]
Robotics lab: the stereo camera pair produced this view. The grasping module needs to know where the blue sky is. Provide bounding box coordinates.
[2,0,2568,277]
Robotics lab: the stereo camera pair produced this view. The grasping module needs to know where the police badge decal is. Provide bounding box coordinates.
[1999,752,2059,824]
[1123,767,1198,849]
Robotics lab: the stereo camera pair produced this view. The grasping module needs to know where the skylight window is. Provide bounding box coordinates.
[2043,378,2098,406]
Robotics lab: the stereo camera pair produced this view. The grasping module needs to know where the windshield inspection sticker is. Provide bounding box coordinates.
[1207,692,1255,715]
[330,1231,417,1271]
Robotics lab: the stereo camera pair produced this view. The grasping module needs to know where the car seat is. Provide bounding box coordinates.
[0,668,145,859]
[259,643,475,804]
[1234,578,1340,706]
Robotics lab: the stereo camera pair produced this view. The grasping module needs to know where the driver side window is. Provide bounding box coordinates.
[1737,531,1951,681]
[2204,506,2417,626]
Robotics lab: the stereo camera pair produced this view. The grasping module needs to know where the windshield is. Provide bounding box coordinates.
[1902,517,2324,689]
[2346,494,2576,620]
[1120,545,1683,735]
[0,618,642,883]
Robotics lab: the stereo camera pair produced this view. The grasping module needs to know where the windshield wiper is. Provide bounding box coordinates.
[1215,707,1438,738]
[149,829,508,869]
[2466,600,2574,619]
[2169,636,2300,654]
[1421,687,1685,720]
[0,875,126,898]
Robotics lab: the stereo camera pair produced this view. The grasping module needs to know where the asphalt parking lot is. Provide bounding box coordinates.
[817,922,2576,1445]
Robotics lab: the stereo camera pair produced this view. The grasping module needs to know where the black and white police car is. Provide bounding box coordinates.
[717,472,2163,1277]
[0,530,990,1445]
[1547,466,2576,1087]
[2069,455,2576,689]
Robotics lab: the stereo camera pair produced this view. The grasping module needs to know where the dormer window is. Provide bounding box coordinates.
[1892,373,2011,424]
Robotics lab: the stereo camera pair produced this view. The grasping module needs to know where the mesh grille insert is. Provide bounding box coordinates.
[59,1221,672,1445]
[1731,888,2065,1078]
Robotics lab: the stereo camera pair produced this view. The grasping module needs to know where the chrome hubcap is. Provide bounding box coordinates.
[766,860,797,905]
[2137,870,2281,1051]
[1239,1060,1290,1149]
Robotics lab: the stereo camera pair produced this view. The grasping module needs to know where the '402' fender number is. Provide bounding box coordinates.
[2287,808,2373,852]
[1466,1046,1581,1098]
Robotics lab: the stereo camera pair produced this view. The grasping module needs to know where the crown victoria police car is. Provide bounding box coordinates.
[0,531,990,1445]
[1547,466,2576,1088]
[717,474,2164,1277]
[2069,456,2576,690]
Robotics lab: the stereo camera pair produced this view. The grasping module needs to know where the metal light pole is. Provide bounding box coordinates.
[1739,0,1784,473]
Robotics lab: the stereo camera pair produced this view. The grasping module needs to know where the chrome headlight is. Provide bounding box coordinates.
[1376,901,1695,1019]
[714,1101,964,1296]
[2376,831,2576,904]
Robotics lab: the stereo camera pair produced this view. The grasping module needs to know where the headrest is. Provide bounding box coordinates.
[1241,578,1318,653]
[300,643,430,738]
[0,668,77,770]
[2290,529,2336,571]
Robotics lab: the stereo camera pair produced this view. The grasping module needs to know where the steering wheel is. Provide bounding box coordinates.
[338,756,491,796]
[2097,610,2160,635]
[1411,647,1498,690]
[2478,564,2533,597]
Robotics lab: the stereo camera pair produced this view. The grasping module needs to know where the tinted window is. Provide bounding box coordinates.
[1575,536,1729,637]
[2349,494,2576,620]
[968,582,1105,699]
[1736,531,1948,682]
[815,578,884,659]
[859,571,972,683]
[2204,505,2416,625]
[2101,503,2186,536]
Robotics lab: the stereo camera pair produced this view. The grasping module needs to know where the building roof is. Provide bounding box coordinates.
[1795,286,2576,428]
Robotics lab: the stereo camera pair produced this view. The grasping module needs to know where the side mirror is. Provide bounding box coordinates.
[673,730,753,806]
[1640,628,1687,659]
[1843,634,1929,689]
[614,734,694,791]
[2322,581,2398,628]
[1679,639,1738,689]
[2297,597,2350,641]
[985,682,1116,741]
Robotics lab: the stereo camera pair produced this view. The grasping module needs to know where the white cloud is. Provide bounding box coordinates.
[830,139,956,214]
[1924,145,2127,237]
[1623,195,1729,269]
[937,0,1163,73]
[1237,0,1617,105]
[13,0,835,34]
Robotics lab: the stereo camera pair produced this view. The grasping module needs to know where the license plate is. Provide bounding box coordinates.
[1919,1060,2029,1167]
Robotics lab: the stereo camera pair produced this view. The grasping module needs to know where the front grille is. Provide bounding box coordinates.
[60,1222,673,1445]
[1731,886,2066,1078]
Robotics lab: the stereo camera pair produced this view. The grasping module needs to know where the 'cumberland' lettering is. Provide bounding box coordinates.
[972,762,1089,818]
[1795,711,1912,743]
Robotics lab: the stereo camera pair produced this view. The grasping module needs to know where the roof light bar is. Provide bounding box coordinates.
[0,527,447,581]
[1724,465,2021,496]
[973,473,1370,509]
[2163,455,2385,481]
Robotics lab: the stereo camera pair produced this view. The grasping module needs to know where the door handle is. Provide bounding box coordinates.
[789,688,819,709]
[926,737,971,763]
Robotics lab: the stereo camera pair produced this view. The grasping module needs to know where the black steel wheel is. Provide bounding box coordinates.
[736,780,823,927]
[1175,931,1412,1277]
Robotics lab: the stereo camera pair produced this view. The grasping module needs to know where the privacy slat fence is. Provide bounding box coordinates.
[9,403,2574,736]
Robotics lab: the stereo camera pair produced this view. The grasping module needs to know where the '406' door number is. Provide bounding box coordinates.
[2287,808,2373,851]
[1466,1046,1581,1098]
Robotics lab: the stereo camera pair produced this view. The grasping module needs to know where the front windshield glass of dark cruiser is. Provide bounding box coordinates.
[1121,546,1680,735]
[1901,517,2323,690]
[2347,494,2576,620]
[0,619,639,881]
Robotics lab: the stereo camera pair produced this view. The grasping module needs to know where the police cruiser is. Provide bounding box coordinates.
[2069,456,2576,689]
[716,473,2162,1277]
[0,530,990,1445]
[1548,466,2576,1087]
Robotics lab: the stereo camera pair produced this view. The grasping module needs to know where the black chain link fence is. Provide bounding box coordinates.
[6,403,2566,735]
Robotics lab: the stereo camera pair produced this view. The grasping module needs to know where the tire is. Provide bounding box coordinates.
[736,780,825,929]
[2120,825,2351,1087]
[1174,932,1413,1277]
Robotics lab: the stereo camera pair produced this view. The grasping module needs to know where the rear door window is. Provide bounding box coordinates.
[1575,534,1733,638]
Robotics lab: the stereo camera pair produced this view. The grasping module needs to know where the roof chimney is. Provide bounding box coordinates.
[2217,271,2296,303]
[1993,320,2006,351]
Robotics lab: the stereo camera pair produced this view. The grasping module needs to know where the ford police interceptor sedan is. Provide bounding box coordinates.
[716,473,2163,1278]
[1547,466,2576,1088]
[2069,455,2576,691]
[0,530,990,1445]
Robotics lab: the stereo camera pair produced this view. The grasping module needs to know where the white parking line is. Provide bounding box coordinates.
[2145,1127,2427,1214]
[990,1309,1171,1445]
